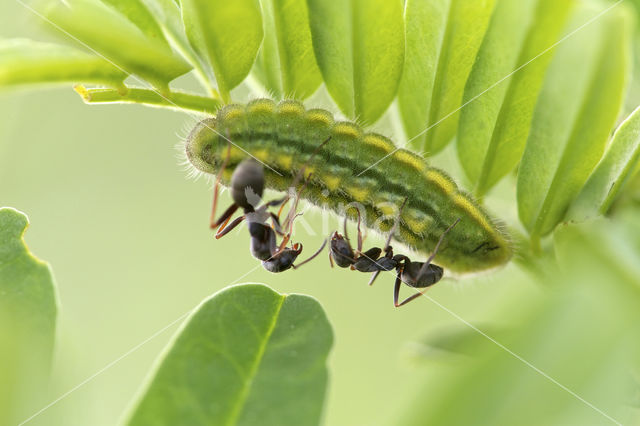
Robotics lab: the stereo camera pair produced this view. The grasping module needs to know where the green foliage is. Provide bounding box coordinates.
[136,0,207,86]
[43,0,191,91]
[126,284,333,426]
[401,214,640,425]
[306,0,404,124]
[253,0,322,100]
[181,0,263,101]
[100,0,169,46]
[1,0,636,241]
[457,0,574,196]
[399,0,496,154]
[0,208,57,425]
[2,0,640,424]
[518,2,631,239]
[569,104,640,221]
[0,39,127,89]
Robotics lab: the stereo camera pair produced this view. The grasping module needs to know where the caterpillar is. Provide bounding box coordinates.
[185,98,512,274]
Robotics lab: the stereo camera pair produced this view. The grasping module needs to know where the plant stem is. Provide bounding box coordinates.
[74,85,222,115]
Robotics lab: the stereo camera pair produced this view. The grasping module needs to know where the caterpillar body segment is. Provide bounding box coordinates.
[186,99,512,273]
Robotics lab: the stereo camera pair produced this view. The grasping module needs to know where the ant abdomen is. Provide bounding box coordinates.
[248,222,275,261]
[401,262,444,288]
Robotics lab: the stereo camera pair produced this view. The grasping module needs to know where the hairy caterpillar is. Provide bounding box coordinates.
[185,99,512,273]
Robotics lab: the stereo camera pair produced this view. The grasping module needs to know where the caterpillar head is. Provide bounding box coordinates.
[185,117,221,176]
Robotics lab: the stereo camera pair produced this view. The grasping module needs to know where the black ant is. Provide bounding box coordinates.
[330,201,460,307]
[329,206,397,277]
[209,140,329,273]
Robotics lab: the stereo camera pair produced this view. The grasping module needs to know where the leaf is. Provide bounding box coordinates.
[181,0,263,101]
[100,0,169,47]
[517,1,632,238]
[568,105,640,221]
[0,208,58,425]
[135,0,212,93]
[306,0,404,124]
[400,217,640,426]
[253,0,322,100]
[398,0,496,154]
[126,284,333,426]
[457,0,574,196]
[0,38,126,90]
[43,0,191,91]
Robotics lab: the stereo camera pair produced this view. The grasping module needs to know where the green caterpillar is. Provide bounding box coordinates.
[185,99,512,273]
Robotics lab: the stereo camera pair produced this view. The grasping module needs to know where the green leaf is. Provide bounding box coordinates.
[517,1,632,238]
[43,0,191,92]
[100,0,169,47]
[253,0,322,100]
[401,217,640,426]
[181,0,263,101]
[457,0,574,196]
[137,0,213,92]
[126,284,333,426]
[0,38,126,90]
[306,0,404,124]
[398,0,496,153]
[0,208,58,425]
[568,105,640,221]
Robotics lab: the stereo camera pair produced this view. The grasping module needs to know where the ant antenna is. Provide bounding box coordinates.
[293,239,328,269]
[383,197,408,250]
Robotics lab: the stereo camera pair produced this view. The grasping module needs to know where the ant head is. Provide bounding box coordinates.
[263,245,302,273]
[330,232,354,267]
[230,159,264,210]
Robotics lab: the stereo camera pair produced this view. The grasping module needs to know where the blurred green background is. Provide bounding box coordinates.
[2,1,640,426]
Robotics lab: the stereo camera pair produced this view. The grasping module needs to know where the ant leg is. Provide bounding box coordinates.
[283,171,314,231]
[293,239,328,269]
[343,205,362,253]
[278,212,302,251]
[417,218,461,277]
[268,212,286,236]
[393,263,431,307]
[393,269,403,307]
[276,197,291,221]
[370,199,408,286]
[368,270,381,286]
[215,214,246,239]
[341,214,352,245]
[356,208,363,253]
[384,197,408,250]
[211,203,239,229]
[395,288,431,307]
[209,143,232,228]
